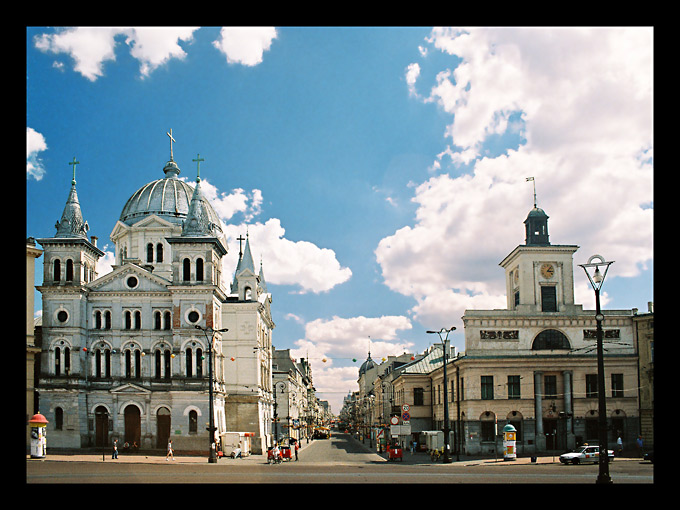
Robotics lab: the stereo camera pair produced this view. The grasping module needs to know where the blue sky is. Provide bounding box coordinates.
[26,27,653,414]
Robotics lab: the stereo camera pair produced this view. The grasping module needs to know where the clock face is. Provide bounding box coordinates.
[540,263,555,278]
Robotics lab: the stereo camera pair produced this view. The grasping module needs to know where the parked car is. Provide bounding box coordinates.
[559,444,615,465]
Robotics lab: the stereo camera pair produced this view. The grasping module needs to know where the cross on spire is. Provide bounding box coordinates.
[237,234,246,258]
[167,129,176,161]
[192,153,204,182]
[69,157,80,184]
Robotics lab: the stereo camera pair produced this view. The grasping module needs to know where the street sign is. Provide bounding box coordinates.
[402,411,410,422]
[402,404,410,412]
[390,416,399,425]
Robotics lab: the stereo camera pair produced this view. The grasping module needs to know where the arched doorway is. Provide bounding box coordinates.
[95,406,109,447]
[124,404,141,446]
[157,407,171,448]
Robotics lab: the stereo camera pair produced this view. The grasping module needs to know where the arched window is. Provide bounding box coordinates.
[186,348,193,377]
[65,259,74,281]
[96,350,102,378]
[156,243,163,263]
[135,349,142,378]
[53,259,61,282]
[196,348,203,377]
[104,311,111,329]
[189,410,198,433]
[164,311,171,330]
[147,243,154,263]
[154,311,162,330]
[125,350,132,378]
[155,350,162,379]
[196,258,204,281]
[55,407,64,430]
[105,349,111,378]
[164,350,171,379]
[134,311,141,330]
[183,258,191,281]
[55,347,61,376]
[125,311,132,330]
[532,329,571,350]
[95,311,102,329]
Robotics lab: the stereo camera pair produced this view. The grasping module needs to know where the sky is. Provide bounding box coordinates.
[26,27,653,415]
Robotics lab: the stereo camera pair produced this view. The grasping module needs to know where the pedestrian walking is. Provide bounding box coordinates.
[636,435,644,458]
[294,440,299,461]
[112,439,118,459]
[166,439,175,461]
[616,435,623,456]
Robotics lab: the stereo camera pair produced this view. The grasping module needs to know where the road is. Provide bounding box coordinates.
[26,432,654,484]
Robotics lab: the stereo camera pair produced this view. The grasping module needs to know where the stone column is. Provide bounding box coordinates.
[563,370,574,449]
[534,371,545,451]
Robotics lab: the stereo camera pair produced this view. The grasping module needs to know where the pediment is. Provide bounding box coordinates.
[110,382,151,395]
[88,263,170,293]
[110,215,179,240]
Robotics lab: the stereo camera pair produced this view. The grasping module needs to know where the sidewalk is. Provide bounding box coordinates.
[350,436,641,466]
[27,440,315,465]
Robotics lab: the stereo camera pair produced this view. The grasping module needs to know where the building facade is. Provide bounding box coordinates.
[453,203,639,456]
[35,145,276,454]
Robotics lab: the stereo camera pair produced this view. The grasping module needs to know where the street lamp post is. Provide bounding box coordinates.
[427,327,456,464]
[578,255,614,484]
[195,325,228,464]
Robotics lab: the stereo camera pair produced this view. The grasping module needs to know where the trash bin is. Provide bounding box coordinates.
[29,413,49,458]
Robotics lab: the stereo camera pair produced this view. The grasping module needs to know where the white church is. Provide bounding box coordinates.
[35,136,275,454]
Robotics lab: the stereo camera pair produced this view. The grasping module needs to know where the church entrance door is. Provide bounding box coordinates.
[156,407,171,448]
[95,406,109,447]
[124,405,141,446]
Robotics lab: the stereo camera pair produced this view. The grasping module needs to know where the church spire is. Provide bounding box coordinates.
[55,157,89,239]
[182,154,219,237]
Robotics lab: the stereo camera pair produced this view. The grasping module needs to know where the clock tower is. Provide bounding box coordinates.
[500,204,579,314]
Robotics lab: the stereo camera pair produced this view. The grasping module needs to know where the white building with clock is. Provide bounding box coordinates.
[448,201,640,456]
[35,143,275,454]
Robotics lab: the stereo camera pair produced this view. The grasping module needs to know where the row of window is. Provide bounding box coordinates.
[53,406,202,435]
[409,373,627,404]
[52,345,208,379]
[93,310,172,330]
[51,258,96,283]
[513,286,558,312]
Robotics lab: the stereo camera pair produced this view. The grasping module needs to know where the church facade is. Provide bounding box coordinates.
[36,142,274,454]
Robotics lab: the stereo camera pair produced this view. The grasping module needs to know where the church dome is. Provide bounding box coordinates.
[119,160,220,229]
[359,354,378,376]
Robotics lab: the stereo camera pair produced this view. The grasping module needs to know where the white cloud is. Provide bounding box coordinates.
[122,27,198,77]
[290,314,414,414]
[383,27,653,326]
[222,218,352,294]
[95,244,116,276]
[27,127,48,180]
[212,27,277,66]
[33,27,199,80]
[200,179,350,294]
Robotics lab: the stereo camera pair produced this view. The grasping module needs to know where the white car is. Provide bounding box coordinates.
[559,445,615,465]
